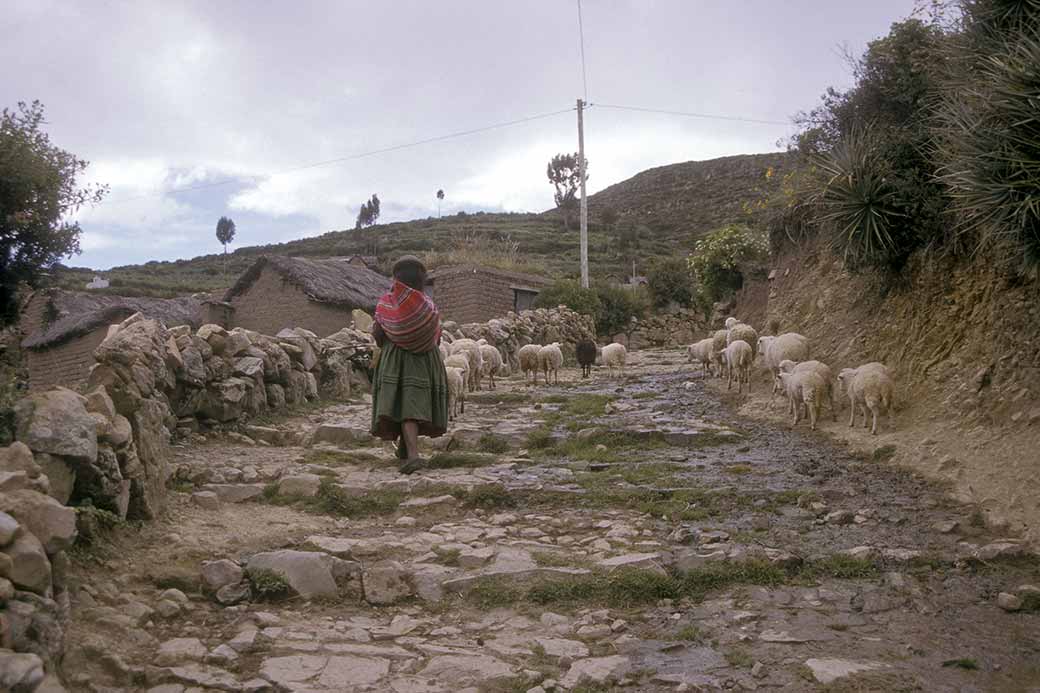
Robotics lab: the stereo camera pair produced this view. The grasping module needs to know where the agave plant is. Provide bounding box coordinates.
[811,126,906,271]
[935,0,1040,274]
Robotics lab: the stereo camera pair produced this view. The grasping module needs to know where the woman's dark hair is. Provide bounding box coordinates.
[394,263,426,290]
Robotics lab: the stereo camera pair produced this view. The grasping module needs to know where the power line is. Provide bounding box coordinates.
[102,106,577,206]
[590,102,788,126]
[576,0,589,103]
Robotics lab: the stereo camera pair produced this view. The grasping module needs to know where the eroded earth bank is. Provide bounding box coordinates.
[63,349,1040,692]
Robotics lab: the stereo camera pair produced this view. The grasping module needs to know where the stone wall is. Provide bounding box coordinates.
[24,330,107,392]
[1,314,377,688]
[445,305,596,369]
[626,309,706,350]
[228,266,357,338]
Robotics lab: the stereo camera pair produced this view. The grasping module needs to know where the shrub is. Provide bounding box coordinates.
[646,256,694,308]
[688,224,768,307]
[934,4,1040,274]
[533,279,601,320]
[248,569,292,600]
[594,283,647,336]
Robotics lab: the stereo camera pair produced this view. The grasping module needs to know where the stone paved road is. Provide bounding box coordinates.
[64,349,1040,692]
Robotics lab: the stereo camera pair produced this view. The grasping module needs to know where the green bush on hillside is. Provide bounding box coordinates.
[646,257,694,308]
[534,279,647,337]
[688,224,768,309]
[534,280,601,320]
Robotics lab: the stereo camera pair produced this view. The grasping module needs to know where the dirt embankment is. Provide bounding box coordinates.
[745,240,1040,541]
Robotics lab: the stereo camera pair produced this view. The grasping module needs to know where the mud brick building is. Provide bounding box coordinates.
[223,255,390,337]
[19,289,207,390]
[425,265,551,324]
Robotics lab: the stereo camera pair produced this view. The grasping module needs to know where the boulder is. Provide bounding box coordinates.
[6,532,51,594]
[127,398,172,520]
[84,386,117,421]
[560,656,632,689]
[246,550,339,599]
[0,650,45,693]
[200,378,251,422]
[234,357,265,380]
[198,324,230,355]
[0,512,20,546]
[277,329,318,371]
[0,490,77,554]
[201,559,244,592]
[33,454,75,505]
[265,384,287,410]
[352,309,374,333]
[225,330,253,357]
[0,443,41,479]
[14,390,98,464]
[179,345,207,385]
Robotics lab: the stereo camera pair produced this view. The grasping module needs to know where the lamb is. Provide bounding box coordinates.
[778,359,838,421]
[777,370,826,431]
[759,333,810,396]
[601,342,628,378]
[537,342,564,385]
[724,339,754,394]
[479,344,504,389]
[687,338,715,377]
[726,322,759,351]
[449,338,484,392]
[444,366,466,420]
[518,343,542,385]
[725,317,739,329]
[711,329,729,377]
[837,363,895,435]
[575,340,597,378]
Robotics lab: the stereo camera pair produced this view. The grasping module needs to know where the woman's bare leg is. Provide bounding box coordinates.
[402,420,420,459]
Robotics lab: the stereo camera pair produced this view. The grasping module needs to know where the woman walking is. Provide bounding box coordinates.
[370,256,449,474]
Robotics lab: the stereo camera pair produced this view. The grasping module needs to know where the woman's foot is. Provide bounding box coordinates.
[394,437,409,460]
[398,457,427,475]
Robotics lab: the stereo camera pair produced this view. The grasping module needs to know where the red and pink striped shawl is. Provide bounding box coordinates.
[374,279,441,353]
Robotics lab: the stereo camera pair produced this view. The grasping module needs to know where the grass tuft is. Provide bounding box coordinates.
[477,434,511,454]
[248,568,292,600]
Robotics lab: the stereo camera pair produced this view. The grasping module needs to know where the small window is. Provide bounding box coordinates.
[514,289,538,312]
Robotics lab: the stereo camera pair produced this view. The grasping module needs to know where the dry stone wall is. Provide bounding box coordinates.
[443,305,596,369]
[1,313,376,688]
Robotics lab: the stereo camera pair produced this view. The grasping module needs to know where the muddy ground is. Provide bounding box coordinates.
[64,348,1040,692]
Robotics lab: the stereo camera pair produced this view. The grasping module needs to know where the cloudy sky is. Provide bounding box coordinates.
[3,0,915,269]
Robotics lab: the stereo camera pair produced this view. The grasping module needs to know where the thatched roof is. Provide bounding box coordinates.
[427,264,552,289]
[224,255,391,311]
[22,289,206,350]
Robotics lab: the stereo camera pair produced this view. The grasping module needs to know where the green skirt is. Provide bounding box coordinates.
[370,342,449,441]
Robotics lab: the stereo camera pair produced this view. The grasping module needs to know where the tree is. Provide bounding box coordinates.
[436,189,444,218]
[215,216,236,277]
[646,256,694,308]
[0,101,106,323]
[546,152,587,230]
[355,194,381,229]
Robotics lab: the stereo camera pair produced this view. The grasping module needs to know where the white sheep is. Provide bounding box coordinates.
[759,333,810,396]
[724,317,738,329]
[837,363,895,435]
[438,343,449,362]
[479,343,504,389]
[687,338,715,377]
[537,342,564,385]
[444,366,466,420]
[711,329,729,377]
[601,342,627,378]
[778,359,838,421]
[724,339,753,394]
[449,338,484,392]
[518,343,542,385]
[726,322,759,351]
[777,370,826,431]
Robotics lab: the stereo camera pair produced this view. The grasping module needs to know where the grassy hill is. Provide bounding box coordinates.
[52,151,792,298]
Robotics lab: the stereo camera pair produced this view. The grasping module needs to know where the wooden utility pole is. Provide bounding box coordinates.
[577,98,589,289]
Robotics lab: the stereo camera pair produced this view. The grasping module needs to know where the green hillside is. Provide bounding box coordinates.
[52,151,791,298]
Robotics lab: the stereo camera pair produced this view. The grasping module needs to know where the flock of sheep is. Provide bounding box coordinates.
[436,337,629,421]
[687,317,896,434]
[434,316,895,436]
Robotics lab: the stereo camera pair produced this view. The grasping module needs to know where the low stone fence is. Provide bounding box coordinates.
[0,314,375,688]
[445,306,597,369]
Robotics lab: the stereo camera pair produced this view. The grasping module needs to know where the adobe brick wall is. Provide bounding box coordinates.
[430,268,544,324]
[228,266,353,337]
[26,328,107,391]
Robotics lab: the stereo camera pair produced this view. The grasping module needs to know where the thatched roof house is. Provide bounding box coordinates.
[19,289,211,390]
[426,265,551,324]
[223,255,390,337]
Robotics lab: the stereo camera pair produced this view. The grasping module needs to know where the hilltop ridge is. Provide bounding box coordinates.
[53,151,792,297]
